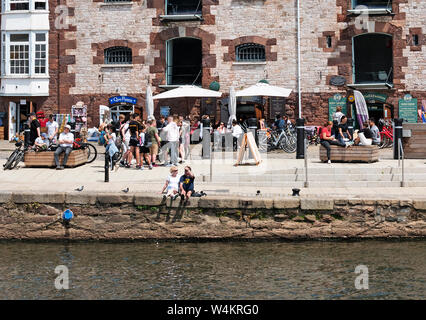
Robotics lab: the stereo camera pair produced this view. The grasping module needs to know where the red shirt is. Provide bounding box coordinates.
[320,126,331,139]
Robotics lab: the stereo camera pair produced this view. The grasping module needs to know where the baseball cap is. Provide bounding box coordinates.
[64,124,71,130]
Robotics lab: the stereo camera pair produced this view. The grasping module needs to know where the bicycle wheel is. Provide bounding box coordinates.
[85,143,98,164]
[12,151,25,169]
[3,150,18,170]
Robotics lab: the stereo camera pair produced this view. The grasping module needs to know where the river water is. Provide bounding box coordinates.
[0,241,424,300]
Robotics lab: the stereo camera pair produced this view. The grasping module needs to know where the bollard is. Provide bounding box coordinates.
[347,118,354,140]
[201,118,211,160]
[393,118,403,160]
[296,118,305,159]
[104,152,109,182]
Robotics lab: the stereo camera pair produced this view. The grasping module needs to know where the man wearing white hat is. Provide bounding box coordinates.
[54,124,74,170]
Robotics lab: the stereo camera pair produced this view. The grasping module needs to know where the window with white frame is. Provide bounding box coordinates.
[2,0,47,11]
[9,34,29,74]
[1,31,48,76]
[352,0,392,10]
[34,33,47,74]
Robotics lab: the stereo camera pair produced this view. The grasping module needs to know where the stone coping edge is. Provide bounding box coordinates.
[0,191,425,210]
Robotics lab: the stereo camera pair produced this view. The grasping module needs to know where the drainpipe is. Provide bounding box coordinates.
[297,0,302,118]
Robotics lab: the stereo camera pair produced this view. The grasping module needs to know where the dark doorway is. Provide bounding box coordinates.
[167,37,202,85]
[353,33,393,84]
[166,0,202,15]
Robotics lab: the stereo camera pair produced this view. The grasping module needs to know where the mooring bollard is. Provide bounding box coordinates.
[104,152,109,182]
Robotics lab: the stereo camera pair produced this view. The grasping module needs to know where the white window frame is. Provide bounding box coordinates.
[2,0,48,12]
[349,0,392,15]
[1,31,49,77]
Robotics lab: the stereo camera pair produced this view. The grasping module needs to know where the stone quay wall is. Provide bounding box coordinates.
[0,192,425,241]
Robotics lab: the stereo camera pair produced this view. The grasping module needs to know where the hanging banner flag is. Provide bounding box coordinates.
[354,90,369,129]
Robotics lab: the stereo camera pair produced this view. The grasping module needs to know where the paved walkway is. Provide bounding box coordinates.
[1,140,425,200]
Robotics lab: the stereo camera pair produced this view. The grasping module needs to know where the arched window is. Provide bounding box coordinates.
[236,43,265,62]
[104,47,132,65]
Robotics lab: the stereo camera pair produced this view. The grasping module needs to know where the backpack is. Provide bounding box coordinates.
[144,130,152,148]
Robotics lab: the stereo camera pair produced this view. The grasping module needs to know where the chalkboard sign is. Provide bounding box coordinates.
[399,95,418,123]
[328,93,347,121]
[201,97,217,117]
[269,97,285,120]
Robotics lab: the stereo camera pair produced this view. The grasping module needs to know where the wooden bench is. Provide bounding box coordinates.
[319,145,379,163]
[24,149,88,168]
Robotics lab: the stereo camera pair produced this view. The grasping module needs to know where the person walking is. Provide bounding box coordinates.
[146,119,161,167]
[320,121,345,163]
[162,115,180,166]
[126,113,142,169]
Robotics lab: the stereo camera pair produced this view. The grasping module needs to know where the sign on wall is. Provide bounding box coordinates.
[269,97,285,120]
[201,97,217,117]
[328,93,347,121]
[160,106,170,118]
[108,96,137,105]
[399,94,418,123]
[362,92,388,103]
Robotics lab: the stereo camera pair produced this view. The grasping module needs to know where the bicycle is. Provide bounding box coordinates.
[3,140,29,170]
[73,138,97,163]
[266,127,296,153]
[378,120,393,149]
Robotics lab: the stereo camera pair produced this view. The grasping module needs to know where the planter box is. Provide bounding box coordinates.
[24,149,87,168]
[319,145,379,163]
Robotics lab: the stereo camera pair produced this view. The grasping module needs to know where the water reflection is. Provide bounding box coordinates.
[0,241,424,299]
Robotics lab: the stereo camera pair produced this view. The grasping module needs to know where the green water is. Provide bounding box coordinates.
[0,241,424,299]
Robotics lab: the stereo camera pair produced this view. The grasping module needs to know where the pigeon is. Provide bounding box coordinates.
[122,187,129,193]
[256,190,261,196]
[75,186,84,192]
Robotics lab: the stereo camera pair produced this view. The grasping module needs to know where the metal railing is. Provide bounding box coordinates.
[398,138,405,187]
[304,136,309,188]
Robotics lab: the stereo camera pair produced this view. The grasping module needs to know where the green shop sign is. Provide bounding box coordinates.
[363,92,388,103]
[328,93,347,121]
[399,94,418,123]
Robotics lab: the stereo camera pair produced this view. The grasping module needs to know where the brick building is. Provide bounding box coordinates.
[0,0,425,140]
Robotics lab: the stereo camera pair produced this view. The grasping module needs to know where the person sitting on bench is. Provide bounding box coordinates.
[320,121,345,164]
[54,124,74,170]
[34,133,50,152]
[354,121,373,146]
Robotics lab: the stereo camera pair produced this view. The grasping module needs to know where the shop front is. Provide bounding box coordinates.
[103,95,137,124]
[4,99,37,141]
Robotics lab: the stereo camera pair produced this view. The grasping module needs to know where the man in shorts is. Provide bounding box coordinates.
[126,113,142,169]
[179,166,195,203]
[146,119,161,167]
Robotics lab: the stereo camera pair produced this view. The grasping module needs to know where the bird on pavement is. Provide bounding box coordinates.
[256,190,261,196]
[75,186,84,192]
[122,187,129,193]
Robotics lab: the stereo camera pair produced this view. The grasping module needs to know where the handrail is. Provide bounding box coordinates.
[398,138,405,187]
[304,135,309,188]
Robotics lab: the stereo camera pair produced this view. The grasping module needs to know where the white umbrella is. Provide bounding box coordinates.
[152,85,222,100]
[236,82,292,97]
[228,86,237,127]
[145,85,154,120]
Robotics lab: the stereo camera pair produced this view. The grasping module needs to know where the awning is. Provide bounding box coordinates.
[152,85,222,100]
[235,83,292,97]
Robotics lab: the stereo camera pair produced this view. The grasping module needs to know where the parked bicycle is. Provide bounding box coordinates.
[73,138,97,163]
[266,126,297,153]
[3,140,29,170]
[305,126,321,146]
[378,119,393,149]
